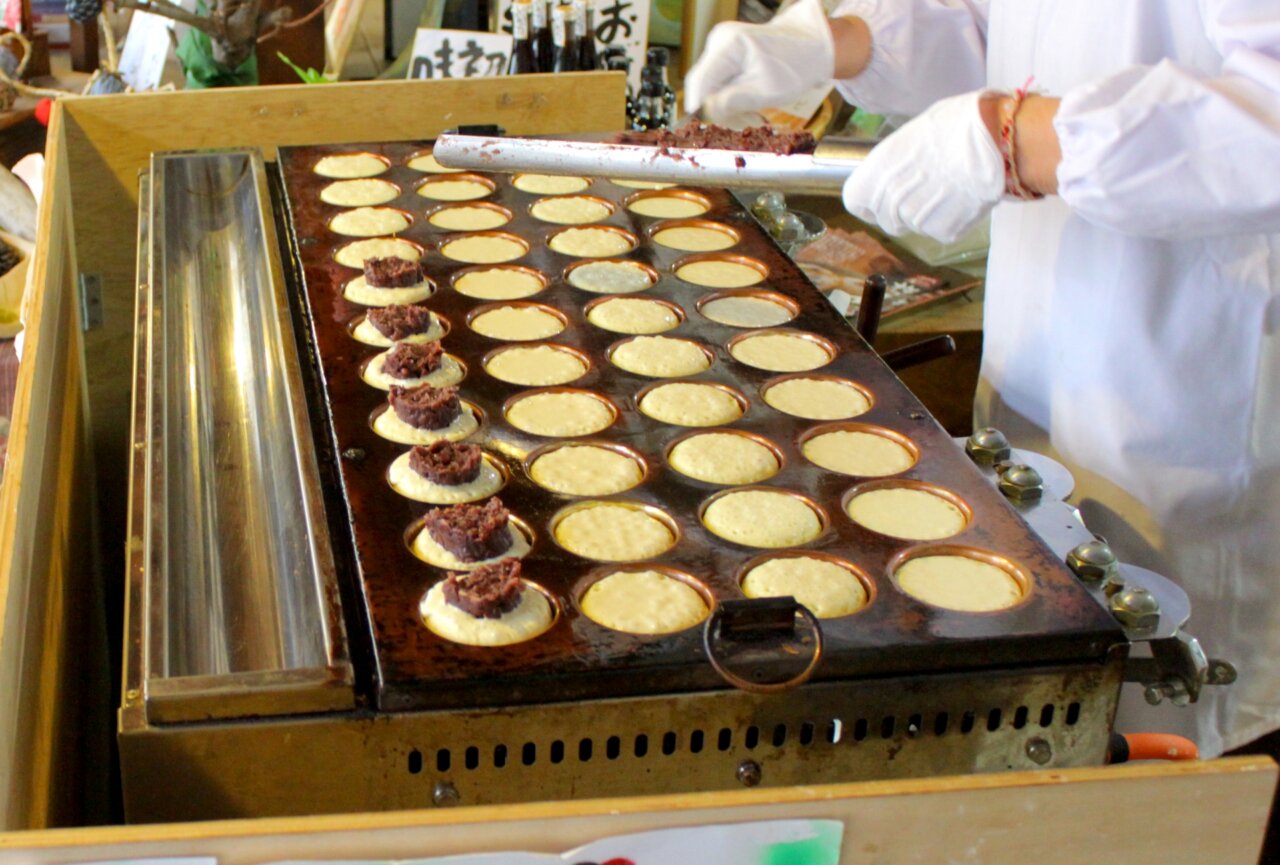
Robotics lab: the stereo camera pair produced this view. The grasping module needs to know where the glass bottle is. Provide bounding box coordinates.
[508,1,537,75]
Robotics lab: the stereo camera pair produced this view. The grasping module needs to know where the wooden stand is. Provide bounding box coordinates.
[0,74,1273,865]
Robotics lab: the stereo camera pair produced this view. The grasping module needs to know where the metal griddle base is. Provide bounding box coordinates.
[120,653,1123,823]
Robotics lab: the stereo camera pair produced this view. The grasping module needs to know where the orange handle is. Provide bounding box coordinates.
[1122,733,1200,762]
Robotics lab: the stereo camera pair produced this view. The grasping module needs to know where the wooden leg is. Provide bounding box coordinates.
[70,20,99,73]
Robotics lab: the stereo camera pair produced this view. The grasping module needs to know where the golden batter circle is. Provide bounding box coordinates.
[342,275,434,307]
[568,261,656,294]
[485,345,587,386]
[530,196,612,224]
[412,522,532,571]
[846,487,967,540]
[610,336,710,378]
[676,259,764,288]
[513,174,591,194]
[441,234,527,264]
[587,297,680,334]
[554,503,675,561]
[314,153,388,179]
[470,305,565,341]
[421,580,553,646]
[328,207,410,238]
[388,452,505,504]
[320,178,399,207]
[549,227,636,258]
[429,206,511,231]
[361,350,464,390]
[505,391,615,437]
[416,178,493,201]
[628,195,709,218]
[581,570,709,634]
[741,556,868,618]
[702,489,822,548]
[667,432,779,485]
[730,332,832,372]
[802,429,916,477]
[701,295,795,328]
[895,555,1024,613]
[334,237,421,269]
[529,444,644,496]
[639,383,743,427]
[652,225,737,252]
[763,377,871,420]
[407,152,463,173]
[454,267,545,300]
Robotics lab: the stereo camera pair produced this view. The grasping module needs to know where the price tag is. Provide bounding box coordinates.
[407,29,515,80]
[495,1,650,92]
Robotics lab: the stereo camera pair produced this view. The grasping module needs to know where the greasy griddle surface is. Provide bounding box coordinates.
[277,142,1120,712]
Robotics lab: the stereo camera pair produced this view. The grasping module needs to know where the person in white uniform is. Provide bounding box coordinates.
[685,0,1280,759]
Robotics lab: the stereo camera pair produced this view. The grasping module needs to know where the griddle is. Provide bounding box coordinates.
[275,141,1121,713]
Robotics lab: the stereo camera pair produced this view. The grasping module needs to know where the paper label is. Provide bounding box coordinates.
[496,0,650,91]
[408,29,515,80]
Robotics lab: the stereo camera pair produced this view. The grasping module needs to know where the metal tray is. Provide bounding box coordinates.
[275,141,1121,713]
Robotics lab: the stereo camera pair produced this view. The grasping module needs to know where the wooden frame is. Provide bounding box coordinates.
[1,759,1276,864]
[0,72,1273,865]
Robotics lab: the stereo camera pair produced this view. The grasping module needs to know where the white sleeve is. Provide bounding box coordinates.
[1054,1,1280,239]
[830,0,990,115]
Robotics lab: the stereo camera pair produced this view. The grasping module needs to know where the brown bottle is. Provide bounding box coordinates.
[508,0,537,75]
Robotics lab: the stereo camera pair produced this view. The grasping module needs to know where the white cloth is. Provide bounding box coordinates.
[683,0,836,121]
[841,90,1005,242]
[831,0,1280,757]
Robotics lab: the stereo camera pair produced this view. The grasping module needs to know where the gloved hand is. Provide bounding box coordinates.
[683,0,835,123]
[843,90,1005,243]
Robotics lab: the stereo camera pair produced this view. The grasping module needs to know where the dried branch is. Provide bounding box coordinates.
[101,11,120,72]
[257,0,335,43]
[0,31,72,98]
[111,0,223,36]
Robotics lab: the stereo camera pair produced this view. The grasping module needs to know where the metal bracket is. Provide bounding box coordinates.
[1124,630,1237,706]
[78,272,103,331]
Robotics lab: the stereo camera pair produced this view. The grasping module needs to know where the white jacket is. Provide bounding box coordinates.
[833,0,1280,756]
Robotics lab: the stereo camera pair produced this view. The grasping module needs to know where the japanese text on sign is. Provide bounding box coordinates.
[408,29,515,80]
[495,1,650,90]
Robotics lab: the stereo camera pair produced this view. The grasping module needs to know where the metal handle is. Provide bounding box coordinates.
[702,598,823,694]
[882,334,957,371]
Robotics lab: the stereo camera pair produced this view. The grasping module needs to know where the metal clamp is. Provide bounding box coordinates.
[1125,630,1237,706]
[703,598,823,694]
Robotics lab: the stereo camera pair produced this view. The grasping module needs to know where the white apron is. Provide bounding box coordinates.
[835,0,1280,756]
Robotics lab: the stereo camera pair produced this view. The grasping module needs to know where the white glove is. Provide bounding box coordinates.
[842,90,1005,243]
[683,0,835,123]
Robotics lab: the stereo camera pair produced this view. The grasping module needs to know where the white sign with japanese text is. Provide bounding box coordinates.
[407,29,515,80]
[495,0,650,92]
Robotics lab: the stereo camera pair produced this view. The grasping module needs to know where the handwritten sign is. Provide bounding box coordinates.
[495,1,650,92]
[407,29,514,80]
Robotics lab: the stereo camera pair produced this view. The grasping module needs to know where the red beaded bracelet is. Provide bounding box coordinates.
[998,77,1043,200]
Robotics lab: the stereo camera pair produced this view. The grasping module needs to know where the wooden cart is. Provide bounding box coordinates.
[0,73,1273,863]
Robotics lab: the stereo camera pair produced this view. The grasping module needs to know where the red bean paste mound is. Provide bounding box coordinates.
[424,498,514,562]
[409,440,484,486]
[388,384,460,430]
[442,557,526,618]
[382,341,444,379]
[368,304,435,341]
[364,256,424,288]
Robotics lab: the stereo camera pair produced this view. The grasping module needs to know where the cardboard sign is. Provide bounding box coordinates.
[495,0,651,92]
[118,10,175,92]
[407,28,514,80]
[272,820,844,865]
